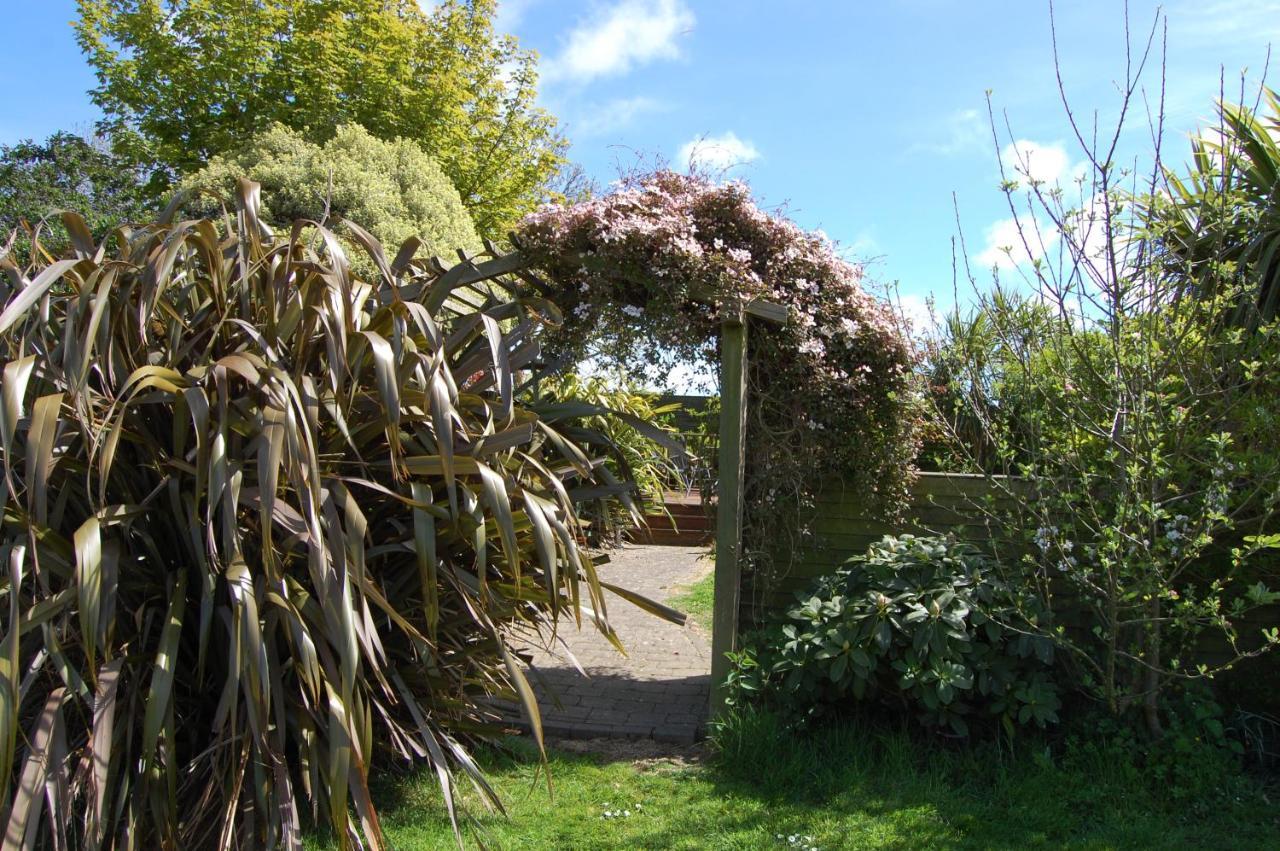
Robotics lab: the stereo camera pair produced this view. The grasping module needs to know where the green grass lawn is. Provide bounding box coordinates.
[307,710,1279,850]
[667,567,715,633]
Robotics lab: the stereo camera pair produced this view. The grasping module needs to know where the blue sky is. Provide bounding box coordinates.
[2,0,1278,327]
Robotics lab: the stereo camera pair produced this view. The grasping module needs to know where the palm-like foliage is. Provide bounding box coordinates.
[1149,89,1280,320]
[535,373,683,544]
[0,181,667,848]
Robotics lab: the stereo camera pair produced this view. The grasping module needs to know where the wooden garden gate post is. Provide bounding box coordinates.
[710,309,747,714]
[709,298,785,716]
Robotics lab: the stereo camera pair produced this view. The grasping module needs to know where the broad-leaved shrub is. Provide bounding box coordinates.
[728,535,1059,736]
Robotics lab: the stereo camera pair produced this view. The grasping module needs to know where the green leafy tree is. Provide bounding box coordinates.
[183,123,481,258]
[938,19,1280,734]
[919,290,1060,472]
[75,0,565,235]
[0,131,151,260]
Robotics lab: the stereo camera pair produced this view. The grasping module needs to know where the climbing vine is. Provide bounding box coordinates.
[517,171,921,596]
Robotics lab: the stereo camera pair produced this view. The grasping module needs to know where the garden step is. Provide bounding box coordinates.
[629,489,715,546]
[642,514,713,531]
[631,528,713,546]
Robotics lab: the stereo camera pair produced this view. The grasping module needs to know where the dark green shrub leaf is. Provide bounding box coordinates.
[730,535,1059,735]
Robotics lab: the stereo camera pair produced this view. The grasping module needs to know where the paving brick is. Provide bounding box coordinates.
[498,544,714,744]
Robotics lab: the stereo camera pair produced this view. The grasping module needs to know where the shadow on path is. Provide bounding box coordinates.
[508,544,713,744]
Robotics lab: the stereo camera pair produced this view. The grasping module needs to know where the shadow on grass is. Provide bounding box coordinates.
[665,708,1280,850]
[311,708,1280,850]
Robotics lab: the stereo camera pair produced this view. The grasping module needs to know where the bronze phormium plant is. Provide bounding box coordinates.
[0,181,669,848]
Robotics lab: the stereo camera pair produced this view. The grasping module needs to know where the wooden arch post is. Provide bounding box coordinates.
[709,298,786,716]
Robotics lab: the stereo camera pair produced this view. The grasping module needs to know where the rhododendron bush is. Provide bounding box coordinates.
[517,171,921,586]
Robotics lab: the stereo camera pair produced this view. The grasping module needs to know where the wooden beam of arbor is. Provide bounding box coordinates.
[687,283,789,325]
[710,313,748,715]
[427,249,527,295]
[439,245,791,326]
[743,299,788,323]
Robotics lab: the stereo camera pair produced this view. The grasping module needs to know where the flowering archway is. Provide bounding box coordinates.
[441,172,921,707]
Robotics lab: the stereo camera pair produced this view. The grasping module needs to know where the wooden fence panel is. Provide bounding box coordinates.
[744,471,1279,711]
[745,473,1020,627]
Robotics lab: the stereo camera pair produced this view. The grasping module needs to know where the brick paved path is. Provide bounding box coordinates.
[508,544,713,744]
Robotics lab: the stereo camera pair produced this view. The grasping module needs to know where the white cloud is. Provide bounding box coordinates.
[976,189,1129,283]
[1000,139,1074,186]
[544,0,695,84]
[976,216,1060,271]
[975,139,1090,271]
[677,132,760,172]
[573,96,664,137]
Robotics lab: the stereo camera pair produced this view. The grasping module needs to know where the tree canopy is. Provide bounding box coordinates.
[0,131,151,258]
[75,0,565,235]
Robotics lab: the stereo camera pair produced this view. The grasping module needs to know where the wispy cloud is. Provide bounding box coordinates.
[848,230,881,257]
[543,0,695,84]
[677,132,760,172]
[916,108,989,156]
[495,0,537,34]
[1167,0,1280,45]
[572,96,664,137]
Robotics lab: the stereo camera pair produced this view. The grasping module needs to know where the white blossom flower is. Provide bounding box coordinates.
[1034,525,1059,552]
[799,338,825,357]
